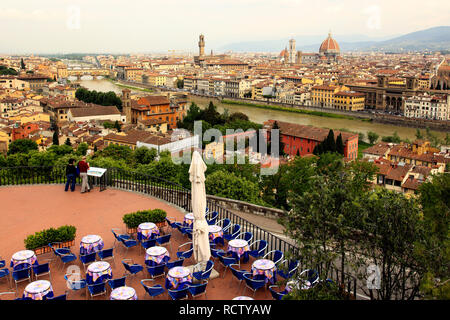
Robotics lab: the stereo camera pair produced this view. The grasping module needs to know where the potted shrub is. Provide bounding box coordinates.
[24,225,76,255]
[123,209,167,234]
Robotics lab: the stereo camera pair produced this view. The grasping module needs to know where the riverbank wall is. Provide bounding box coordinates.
[114,80,450,132]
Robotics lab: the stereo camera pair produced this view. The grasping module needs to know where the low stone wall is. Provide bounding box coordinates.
[372,114,450,131]
[206,194,286,220]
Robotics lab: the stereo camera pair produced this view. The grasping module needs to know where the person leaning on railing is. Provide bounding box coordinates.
[77,156,91,193]
[65,158,77,192]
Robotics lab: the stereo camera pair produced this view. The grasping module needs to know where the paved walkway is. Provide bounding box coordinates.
[0,185,277,300]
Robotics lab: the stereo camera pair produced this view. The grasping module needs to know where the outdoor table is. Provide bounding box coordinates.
[10,250,37,269]
[110,286,138,300]
[227,239,250,260]
[23,280,54,300]
[183,213,194,227]
[208,225,223,242]
[80,235,104,255]
[252,259,277,284]
[86,261,112,284]
[137,222,160,241]
[145,246,170,266]
[166,266,193,289]
[232,296,254,300]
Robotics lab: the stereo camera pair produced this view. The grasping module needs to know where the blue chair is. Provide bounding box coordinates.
[218,252,238,277]
[12,267,31,291]
[176,242,193,261]
[48,292,68,300]
[111,228,132,246]
[224,224,241,242]
[248,240,268,259]
[122,259,144,277]
[32,262,51,281]
[107,276,127,291]
[192,260,214,283]
[87,282,107,299]
[49,243,77,269]
[140,239,157,255]
[177,225,190,237]
[242,272,266,297]
[156,234,172,252]
[210,247,225,261]
[229,264,248,290]
[146,264,166,279]
[141,279,165,299]
[235,232,253,243]
[168,287,189,300]
[299,269,319,288]
[186,229,193,240]
[79,252,97,271]
[0,258,11,288]
[64,273,87,298]
[188,281,208,299]
[277,260,300,280]
[97,248,115,264]
[166,258,185,270]
[263,250,284,265]
[165,216,179,232]
[119,237,138,256]
[217,218,231,234]
[269,285,288,300]
[206,211,219,225]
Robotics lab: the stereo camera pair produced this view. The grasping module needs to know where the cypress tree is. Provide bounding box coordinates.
[52,130,59,146]
[336,133,345,155]
[325,129,336,153]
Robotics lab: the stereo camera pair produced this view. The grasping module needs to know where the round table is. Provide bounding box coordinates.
[166,266,192,289]
[286,279,311,292]
[208,225,223,242]
[227,239,250,258]
[110,286,138,300]
[137,222,160,241]
[252,259,277,284]
[23,280,53,300]
[87,261,112,284]
[232,296,254,300]
[145,246,170,265]
[80,235,104,255]
[183,213,194,227]
[10,250,37,269]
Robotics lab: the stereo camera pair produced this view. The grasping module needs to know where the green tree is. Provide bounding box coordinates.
[7,139,38,155]
[367,131,379,144]
[134,147,157,165]
[76,143,89,156]
[416,173,450,299]
[336,133,345,155]
[64,138,72,146]
[272,121,285,157]
[52,129,59,146]
[205,170,261,204]
[114,120,122,132]
[415,129,424,140]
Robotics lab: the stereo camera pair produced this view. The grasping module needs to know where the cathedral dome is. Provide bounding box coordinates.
[319,32,340,53]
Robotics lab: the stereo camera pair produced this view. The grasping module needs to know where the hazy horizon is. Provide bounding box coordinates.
[1,0,449,54]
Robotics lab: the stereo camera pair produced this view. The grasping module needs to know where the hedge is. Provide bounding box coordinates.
[122,209,167,229]
[24,225,77,250]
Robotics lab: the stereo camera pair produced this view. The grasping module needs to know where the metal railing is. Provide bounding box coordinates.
[0,165,358,299]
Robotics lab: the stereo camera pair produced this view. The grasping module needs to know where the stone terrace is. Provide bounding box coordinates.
[0,185,274,300]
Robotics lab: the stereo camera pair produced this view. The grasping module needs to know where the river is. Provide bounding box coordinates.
[77,79,448,141]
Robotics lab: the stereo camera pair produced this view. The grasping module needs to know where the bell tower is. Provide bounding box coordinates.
[122,89,132,124]
[198,34,205,57]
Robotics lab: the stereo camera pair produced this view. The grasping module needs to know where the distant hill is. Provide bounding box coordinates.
[219,26,450,53]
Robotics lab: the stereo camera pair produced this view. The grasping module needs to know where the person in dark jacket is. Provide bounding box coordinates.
[65,158,77,192]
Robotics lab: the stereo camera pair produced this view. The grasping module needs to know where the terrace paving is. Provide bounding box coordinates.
[0,185,275,300]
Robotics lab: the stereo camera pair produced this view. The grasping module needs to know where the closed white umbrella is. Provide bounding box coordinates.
[189,150,211,263]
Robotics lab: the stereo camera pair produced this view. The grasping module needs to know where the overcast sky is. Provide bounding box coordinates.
[1,0,449,54]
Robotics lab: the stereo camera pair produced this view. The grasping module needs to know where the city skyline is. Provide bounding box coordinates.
[0,0,449,54]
